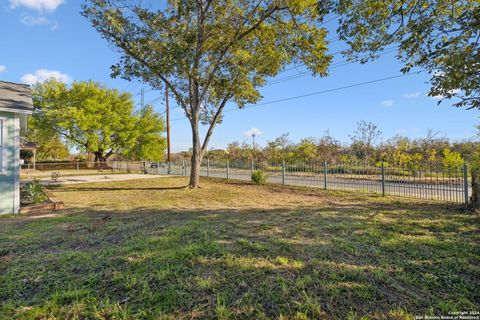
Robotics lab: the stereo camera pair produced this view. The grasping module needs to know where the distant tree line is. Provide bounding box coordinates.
[174,122,478,172]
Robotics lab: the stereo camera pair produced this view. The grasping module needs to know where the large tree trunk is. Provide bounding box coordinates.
[189,116,203,188]
[93,150,107,162]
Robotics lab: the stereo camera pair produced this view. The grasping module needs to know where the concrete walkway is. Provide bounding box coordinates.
[23,173,168,186]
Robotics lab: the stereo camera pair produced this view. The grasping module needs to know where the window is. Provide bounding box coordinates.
[0,118,4,174]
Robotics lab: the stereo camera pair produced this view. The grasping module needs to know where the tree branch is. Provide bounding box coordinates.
[198,3,287,102]
[201,94,232,155]
[100,28,188,110]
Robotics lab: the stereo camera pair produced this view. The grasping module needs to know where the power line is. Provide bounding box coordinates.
[320,14,340,25]
[279,48,347,74]
[144,96,163,106]
[128,47,401,118]
[170,70,425,122]
[268,47,399,86]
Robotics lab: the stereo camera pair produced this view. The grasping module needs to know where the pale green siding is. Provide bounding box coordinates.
[0,111,16,214]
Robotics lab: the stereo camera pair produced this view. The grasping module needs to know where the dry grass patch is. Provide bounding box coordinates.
[0,177,478,319]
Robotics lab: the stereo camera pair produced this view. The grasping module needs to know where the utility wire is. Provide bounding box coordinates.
[279,48,347,74]
[268,47,399,85]
[132,46,399,116]
[169,70,425,122]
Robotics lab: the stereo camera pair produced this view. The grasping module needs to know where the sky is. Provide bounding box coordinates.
[1,0,479,152]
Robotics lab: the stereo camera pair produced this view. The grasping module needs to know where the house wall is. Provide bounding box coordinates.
[0,111,20,214]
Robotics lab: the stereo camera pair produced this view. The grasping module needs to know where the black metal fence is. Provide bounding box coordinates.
[137,159,469,203]
[20,160,469,203]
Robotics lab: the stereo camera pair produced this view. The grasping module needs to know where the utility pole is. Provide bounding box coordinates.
[251,132,256,162]
[166,86,171,162]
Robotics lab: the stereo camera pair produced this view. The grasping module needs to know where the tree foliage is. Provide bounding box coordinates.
[442,148,464,171]
[31,79,166,161]
[333,0,480,109]
[126,105,167,161]
[24,118,70,161]
[199,127,476,172]
[82,0,333,187]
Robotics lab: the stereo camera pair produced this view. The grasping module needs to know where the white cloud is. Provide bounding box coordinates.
[21,69,72,85]
[380,99,394,107]
[0,65,7,73]
[9,0,65,13]
[20,14,50,26]
[244,127,262,137]
[403,91,420,99]
[20,14,58,29]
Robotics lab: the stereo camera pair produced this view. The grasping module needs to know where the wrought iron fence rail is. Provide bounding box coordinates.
[20,160,469,203]
[141,160,469,204]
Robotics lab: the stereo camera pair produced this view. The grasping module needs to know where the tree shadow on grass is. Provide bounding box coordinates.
[47,185,190,192]
[1,201,478,319]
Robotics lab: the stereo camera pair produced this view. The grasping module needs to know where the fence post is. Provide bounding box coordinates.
[251,159,254,174]
[167,161,171,175]
[226,159,230,179]
[463,162,469,204]
[182,160,186,176]
[207,158,210,177]
[282,160,286,185]
[323,160,328,190]
[76,162,79,171]
[381,161,385,197]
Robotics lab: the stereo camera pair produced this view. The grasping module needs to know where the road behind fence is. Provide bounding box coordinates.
[21,160,470,203]
[137,159,470,204]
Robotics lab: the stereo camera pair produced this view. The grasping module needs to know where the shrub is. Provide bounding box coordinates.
[51,171,61,181]
[24,179,46,204]
[251,170,267,185]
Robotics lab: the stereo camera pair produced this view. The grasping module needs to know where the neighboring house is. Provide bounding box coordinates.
[0,81,33,214]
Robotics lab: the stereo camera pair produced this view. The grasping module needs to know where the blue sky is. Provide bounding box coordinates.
[1,0,479,152]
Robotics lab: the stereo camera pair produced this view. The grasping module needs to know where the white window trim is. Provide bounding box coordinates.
[0,117,5,175]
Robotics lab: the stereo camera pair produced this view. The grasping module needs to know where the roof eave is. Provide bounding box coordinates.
[0,107,33,115]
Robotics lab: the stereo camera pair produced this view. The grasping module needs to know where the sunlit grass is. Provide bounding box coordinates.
[0,177,478,319]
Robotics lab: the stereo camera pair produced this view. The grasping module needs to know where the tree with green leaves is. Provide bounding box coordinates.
[333,0,479,109]
[294,138,318,163]
[442,148,464,172]
[24,118,70,161]
[265,133,293,163]
[82,0,332,188]
[32,79,166,162]
[126,105,167,161]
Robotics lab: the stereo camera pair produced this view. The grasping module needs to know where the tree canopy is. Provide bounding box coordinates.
[24,120,70,161]
[126,105,167,161]
[31,79,166,161]
[82,0,333,187]
[333,0,480,109]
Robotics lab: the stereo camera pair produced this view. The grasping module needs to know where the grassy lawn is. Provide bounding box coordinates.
[1,177,479,319]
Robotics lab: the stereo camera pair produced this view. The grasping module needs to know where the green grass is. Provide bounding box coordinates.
[0,177,479,319]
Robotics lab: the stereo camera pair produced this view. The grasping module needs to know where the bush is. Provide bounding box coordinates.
[24,179,47,204]
[51,171,61,181]
[251,170,267,185]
